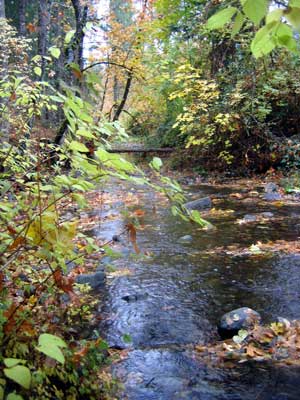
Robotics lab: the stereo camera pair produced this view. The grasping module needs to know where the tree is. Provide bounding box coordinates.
[68,0,88,70]
[38,0,51,79]
[19,0,27,35]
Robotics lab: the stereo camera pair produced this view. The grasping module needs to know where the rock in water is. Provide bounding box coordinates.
[184,196,212,211]
[263,192,282,201]
[261,212,274,218]
[178,235,193,244]
[218,307,261,339]
[243,214,257,222]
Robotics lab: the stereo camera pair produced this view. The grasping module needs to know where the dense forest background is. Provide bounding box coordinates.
[2,0,300,172]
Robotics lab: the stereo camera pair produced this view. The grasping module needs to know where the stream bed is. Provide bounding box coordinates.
[93,179,300,399]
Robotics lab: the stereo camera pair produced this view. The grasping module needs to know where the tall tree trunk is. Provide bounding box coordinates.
[38,0,51,79]
[69,0,88,69]
[55,1,89,145]
[0,0,5,18]
[19,0,27,35]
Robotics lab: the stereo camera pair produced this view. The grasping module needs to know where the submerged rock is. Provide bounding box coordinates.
[261,212,274,218]
[218,307,261,339]
[242,214,257,222]
[263,192,282,201]
[178,235,193,244]
[184,196,212,211]
[122,293,149,302]
[75,271,105,290]
[112,234,121,242]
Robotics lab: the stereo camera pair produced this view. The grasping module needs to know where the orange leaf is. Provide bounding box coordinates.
[126,223,140,254]
[3,303,19,334]
[133,209,145,217]
[20,320,36,336]
[8,236,26,251]
[27,23,36,33]
[72,68,83,80]
[53,270,74,294]
[9,92,16,101]
[73,345,90,363]
[7,225,17,235]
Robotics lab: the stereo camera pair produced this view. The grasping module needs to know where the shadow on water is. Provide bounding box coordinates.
[94,181,300,399]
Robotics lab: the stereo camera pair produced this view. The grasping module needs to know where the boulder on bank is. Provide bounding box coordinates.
[265,182,279,193]
[218,307,261,339]
[75,271,105,290]
[263,182,282,201]
[184,196,212,211]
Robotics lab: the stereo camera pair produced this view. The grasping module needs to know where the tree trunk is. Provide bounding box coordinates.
[38,0,51,79]
[0,0,5,18]
[69,0,88,69]
[19,0,27,35]
[113,70,133,121]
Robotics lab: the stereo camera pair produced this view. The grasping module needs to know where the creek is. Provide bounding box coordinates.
[92,178,300,399]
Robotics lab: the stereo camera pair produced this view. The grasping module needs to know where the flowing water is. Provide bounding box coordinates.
[93,179,300,399]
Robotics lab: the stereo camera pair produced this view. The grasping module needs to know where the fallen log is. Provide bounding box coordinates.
[106,147,174,153]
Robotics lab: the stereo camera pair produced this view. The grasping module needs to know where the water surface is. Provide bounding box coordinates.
[95,181,300,399]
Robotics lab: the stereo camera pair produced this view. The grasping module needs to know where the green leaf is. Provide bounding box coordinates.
[251,24,277,58]
[32,55,41,63]
[76,128,95,139]
[190,210,212,228]
[65,30,75,44]
[34,67,42,77]
[95,148,135,173]
[4,366,31,389]
[78,112,93,123]
[85,21,93,30]
[4,359,26,368]
[290,0,300,7]
[6,394,23,400]
[266,9,283,25]
[150,157,163,171]
[38,333,67,348]
[72,193,88,208]
[49,47,61,59]
[285,7,300,29]
[206,7,237,30]
[122,334,132,344]
[231,11,245,37]
[241,0,268,25]
[233,329,249,344]
[36,344,65,364]
[7,394,24,400]
[69,140,89,153]
[36,333,67,364]
[276,22,297,51]
[0,386,3,400]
